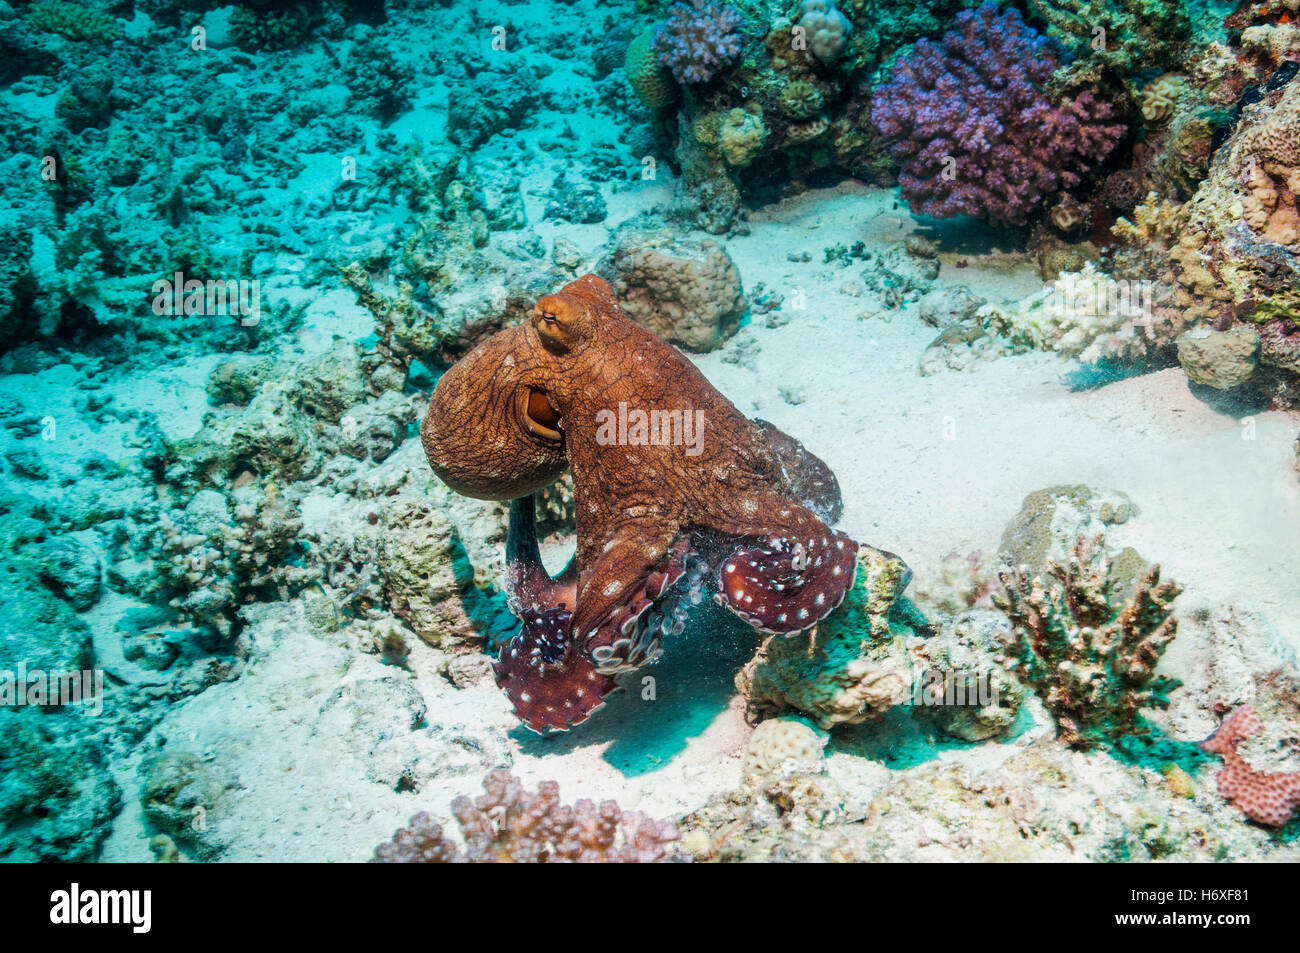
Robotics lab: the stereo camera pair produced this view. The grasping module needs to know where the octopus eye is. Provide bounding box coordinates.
[519,387,564,444]
[533,293,585,353]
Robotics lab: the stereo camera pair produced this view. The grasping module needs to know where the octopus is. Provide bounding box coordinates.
[421,274,867,732]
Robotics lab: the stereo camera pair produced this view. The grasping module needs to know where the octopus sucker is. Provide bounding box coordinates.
[423,274,903,732]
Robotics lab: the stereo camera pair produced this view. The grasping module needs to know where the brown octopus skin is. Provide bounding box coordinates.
[421,274,859,729]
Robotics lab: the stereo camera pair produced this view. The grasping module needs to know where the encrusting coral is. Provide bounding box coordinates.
[1201,705,1300,827]
[995,536,1182,750]
[371,769,682,862]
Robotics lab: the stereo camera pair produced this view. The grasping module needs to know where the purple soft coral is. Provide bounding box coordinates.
[871,3,1125,226]
[653,0,743,85]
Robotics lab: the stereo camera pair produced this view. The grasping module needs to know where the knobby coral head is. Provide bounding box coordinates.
[870,2,1125,226]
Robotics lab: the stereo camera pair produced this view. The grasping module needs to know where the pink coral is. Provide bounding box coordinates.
[870,3,1125,226]
[653,0,743,85]
[372,769,682,862]
[1200,705,1300,827]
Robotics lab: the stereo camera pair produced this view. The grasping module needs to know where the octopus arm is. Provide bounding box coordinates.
[492,605,618,733]
[706,489,859,634]
[504,495,576,616]
[753,419,844,524]
[572,522,694,674]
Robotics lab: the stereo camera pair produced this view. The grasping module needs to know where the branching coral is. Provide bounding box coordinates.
[1201,705,1300,827]
[229,3,310,52]
[871,3,1125,225]
[995,536,1182,750]
[653,0,742,84]
[26,0,122,42]
[1026,0,1191,85]
[372,769,681,862]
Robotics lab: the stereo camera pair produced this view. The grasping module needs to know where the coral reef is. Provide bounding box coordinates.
[996,535,1182,750]
[871,4,1125,226]
[1111,71,1300,403]
[3,0,1298,870]
[678,733,1286,861]
[372,769,681,862]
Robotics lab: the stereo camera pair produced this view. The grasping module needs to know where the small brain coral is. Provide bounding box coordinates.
[626,28,677,109]
[871,3,1125,226]
[653,0,743,85]
[1201,705,1300,828]
[796,0,851,63]
[1140,73,1187,125]
[372,769,682,863]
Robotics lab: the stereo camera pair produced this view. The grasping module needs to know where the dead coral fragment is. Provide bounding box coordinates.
[995,536,1182,750]
[372,769,681,863]
[1201,705,1300,828]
